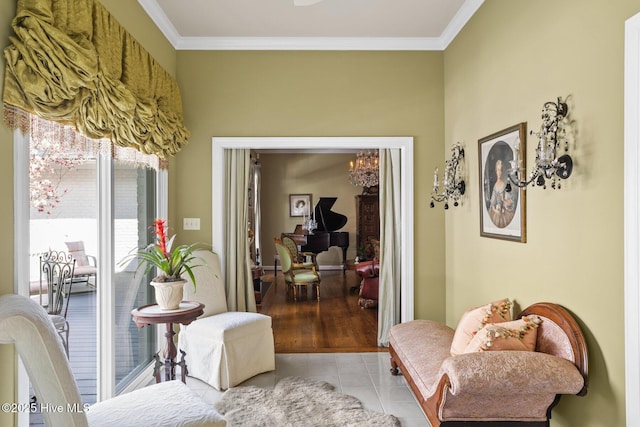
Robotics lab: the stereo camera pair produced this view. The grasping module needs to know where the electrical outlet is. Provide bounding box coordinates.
[183,218,200,230]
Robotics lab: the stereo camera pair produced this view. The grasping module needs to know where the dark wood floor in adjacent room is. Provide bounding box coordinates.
[258,269,383,353]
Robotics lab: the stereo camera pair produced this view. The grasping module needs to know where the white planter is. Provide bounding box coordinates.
[151,279,186,310]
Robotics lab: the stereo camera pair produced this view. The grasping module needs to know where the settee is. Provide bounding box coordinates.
[388,302,588,427]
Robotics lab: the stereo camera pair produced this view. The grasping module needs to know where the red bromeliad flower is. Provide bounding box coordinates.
[154,219,169,259]
[119,218,203,290]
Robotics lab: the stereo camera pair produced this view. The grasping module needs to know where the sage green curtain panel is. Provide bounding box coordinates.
[378,149,401,347]
[3,0,189,159]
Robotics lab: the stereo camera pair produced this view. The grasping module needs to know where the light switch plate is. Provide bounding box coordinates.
[183,218,200,230]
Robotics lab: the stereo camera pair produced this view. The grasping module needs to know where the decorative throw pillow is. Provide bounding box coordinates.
[463,315,542,353]
[450,298,513,356]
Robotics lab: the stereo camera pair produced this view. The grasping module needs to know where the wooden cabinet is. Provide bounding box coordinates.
[355,195,380,258]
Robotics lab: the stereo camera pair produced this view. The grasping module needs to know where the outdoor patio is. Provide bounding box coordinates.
[28,281,154,426]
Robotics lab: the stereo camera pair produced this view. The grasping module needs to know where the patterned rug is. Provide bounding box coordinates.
[215,376,400,427]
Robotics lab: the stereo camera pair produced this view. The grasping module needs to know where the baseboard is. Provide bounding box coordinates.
[265,264,346,271]
[441,422,549,427]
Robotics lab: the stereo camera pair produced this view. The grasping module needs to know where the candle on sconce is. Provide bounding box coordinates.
[429,142,465,208]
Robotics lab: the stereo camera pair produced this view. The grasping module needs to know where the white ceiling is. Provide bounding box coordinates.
[138,0,484,50]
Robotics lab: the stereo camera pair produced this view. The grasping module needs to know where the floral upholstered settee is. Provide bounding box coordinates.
[388,301,588,427]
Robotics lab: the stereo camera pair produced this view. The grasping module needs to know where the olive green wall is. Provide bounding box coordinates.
[5,0,633,425]
[259,152,361,267]
[0,1,176,425]
[0,3,16,426]
[444,0,639,425]
[174,50,447,321]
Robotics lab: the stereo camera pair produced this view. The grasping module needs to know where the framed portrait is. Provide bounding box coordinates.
[289,194,312,217]
[478,123,527,242]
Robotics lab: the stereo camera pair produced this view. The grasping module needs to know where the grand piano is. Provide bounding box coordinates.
[282,197,350,269]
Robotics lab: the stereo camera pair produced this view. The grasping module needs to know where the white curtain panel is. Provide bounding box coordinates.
[253,156,262,264]
[224,149,257,312]
[377,148,402,346]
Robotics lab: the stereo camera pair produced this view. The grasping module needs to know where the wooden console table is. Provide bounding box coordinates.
[131,301,204,383]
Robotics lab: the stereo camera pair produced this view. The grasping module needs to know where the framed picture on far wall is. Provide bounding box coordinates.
[478,123,527,242]
[289,194,312,217]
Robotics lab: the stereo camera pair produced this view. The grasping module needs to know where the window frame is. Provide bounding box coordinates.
[13,131,167,426]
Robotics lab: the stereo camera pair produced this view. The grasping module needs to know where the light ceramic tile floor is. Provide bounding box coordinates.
[185,352,429,427]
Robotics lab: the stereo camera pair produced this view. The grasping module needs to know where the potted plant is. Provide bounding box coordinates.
[122,219,201,310]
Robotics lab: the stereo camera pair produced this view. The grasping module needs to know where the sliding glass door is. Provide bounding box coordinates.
[15,129,163,426]
[113,162,157,392]
[28,135,99,424]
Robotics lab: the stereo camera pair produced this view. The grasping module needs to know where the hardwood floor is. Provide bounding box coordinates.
[258,269,384,353]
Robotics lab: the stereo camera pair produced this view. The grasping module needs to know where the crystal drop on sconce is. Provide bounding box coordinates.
[430,143,466,208]
[506,96,574,191]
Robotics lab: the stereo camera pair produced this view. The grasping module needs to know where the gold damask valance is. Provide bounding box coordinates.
[3,0,189,159]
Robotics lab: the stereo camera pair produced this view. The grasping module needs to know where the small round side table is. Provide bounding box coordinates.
[131,301,204,383]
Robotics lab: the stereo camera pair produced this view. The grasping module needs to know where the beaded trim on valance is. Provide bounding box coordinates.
[14,111,168,170]
[2,0,189,160]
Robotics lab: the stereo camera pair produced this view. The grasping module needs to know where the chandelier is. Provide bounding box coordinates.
[349,150,379,189]
[430,143,466,209]
[506,96,574,191]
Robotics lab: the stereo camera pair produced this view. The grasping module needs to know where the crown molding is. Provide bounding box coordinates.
[174,36,445,51]
[138,0,182,47]
[138,0,483,51]
[440,0,484,49]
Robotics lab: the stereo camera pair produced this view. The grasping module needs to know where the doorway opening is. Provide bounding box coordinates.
[624,11,640,426]
[212,137,415,350]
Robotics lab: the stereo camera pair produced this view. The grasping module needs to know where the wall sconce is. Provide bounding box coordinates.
[430,143,466,209]
[506,96,573,191]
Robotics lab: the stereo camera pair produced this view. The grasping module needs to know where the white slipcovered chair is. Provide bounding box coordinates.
[0,293,225,427]
[179,250,275,390]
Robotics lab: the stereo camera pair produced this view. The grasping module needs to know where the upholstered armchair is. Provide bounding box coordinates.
[355,260,379,309]
[282,235,318,270]
[274,238,321,301]
[178,250,275,390]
